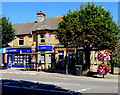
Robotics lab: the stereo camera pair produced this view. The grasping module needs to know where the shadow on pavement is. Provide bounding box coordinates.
[87,72,104,78]
[1,79,81,95]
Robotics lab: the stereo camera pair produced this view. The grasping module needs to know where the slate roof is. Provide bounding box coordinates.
[33,16,62,31]
[13,16,63,35]
[13,22,36,35]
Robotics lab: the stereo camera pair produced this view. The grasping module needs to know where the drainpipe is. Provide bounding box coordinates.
[36,33,38,70]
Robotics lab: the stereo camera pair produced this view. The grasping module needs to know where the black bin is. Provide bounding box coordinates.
[75,65,82,76]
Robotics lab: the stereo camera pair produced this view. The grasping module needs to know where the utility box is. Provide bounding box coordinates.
[75,65,82,76]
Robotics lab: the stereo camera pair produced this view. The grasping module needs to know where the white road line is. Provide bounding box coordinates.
[77,88,91,92]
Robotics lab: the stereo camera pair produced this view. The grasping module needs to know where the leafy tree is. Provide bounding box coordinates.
[112,44,120,67]
[0,16,15,47]
[55,3,120,72]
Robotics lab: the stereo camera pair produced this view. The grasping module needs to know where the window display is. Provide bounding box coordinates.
[40,54,45,63]
[14,54,30,65]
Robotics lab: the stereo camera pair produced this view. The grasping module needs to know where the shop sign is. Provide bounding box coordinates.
[6,47,32,53]
[37,46,52,51]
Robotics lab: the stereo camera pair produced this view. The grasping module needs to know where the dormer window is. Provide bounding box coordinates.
[19,37,24,46]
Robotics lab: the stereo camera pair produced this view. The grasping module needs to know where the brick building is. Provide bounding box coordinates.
[5,11,101,74]
[5,11,75,70]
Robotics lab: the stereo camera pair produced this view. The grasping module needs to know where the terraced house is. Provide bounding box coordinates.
[5,11,75,70]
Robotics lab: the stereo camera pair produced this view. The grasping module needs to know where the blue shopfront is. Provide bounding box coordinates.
[36,46,53,64]
[6,47,32,68]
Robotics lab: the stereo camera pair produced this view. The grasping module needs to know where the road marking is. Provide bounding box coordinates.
[77,88,91,92]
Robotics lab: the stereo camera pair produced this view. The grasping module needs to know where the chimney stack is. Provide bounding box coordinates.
[37,11,46,22]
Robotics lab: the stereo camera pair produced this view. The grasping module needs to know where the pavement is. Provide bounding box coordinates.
[0,68,119,82]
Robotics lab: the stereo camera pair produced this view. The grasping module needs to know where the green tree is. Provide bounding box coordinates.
[55,3,120,72]
[0,17,15,47]
[112,44,120,67]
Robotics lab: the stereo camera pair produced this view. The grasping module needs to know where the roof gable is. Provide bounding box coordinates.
[33,16,62,31]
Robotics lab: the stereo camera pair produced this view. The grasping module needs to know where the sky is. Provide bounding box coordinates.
[2,2,119,24]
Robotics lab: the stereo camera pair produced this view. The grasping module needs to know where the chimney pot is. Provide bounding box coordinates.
[37,11,46,22]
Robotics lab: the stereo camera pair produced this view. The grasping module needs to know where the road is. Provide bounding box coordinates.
[1,72,119,94]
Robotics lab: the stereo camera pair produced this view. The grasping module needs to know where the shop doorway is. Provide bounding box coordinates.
[7,54,13,68]
[57,51,64,70]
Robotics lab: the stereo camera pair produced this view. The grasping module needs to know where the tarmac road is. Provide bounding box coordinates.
[1,69,119,94]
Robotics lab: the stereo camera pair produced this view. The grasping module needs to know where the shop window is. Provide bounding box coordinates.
[19,37,24,45]
[14,54,30,65]
[40,34,45,44]
[58,51,64,61]
[40,54,45,63]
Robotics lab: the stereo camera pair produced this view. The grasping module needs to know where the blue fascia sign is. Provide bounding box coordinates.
[6,47,32,53]
[37,46,53,51]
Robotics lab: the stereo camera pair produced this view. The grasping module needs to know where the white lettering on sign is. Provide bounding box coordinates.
[40,47,47,49]
[8,49,17,52]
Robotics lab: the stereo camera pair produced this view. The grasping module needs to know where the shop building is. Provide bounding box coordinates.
[5,11,98,72]
[6,47,32,68]
[32,11,64,69]
[5,22,36,68]
[5,11,68,69]
[31,11,77,70]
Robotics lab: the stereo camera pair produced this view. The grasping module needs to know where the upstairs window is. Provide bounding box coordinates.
[48,34,52,44]
[19,37,24,45]
[40,34,45,44]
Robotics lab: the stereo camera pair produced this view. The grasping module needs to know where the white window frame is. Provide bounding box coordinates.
[18,37,24,46]
[40,34,45,44]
